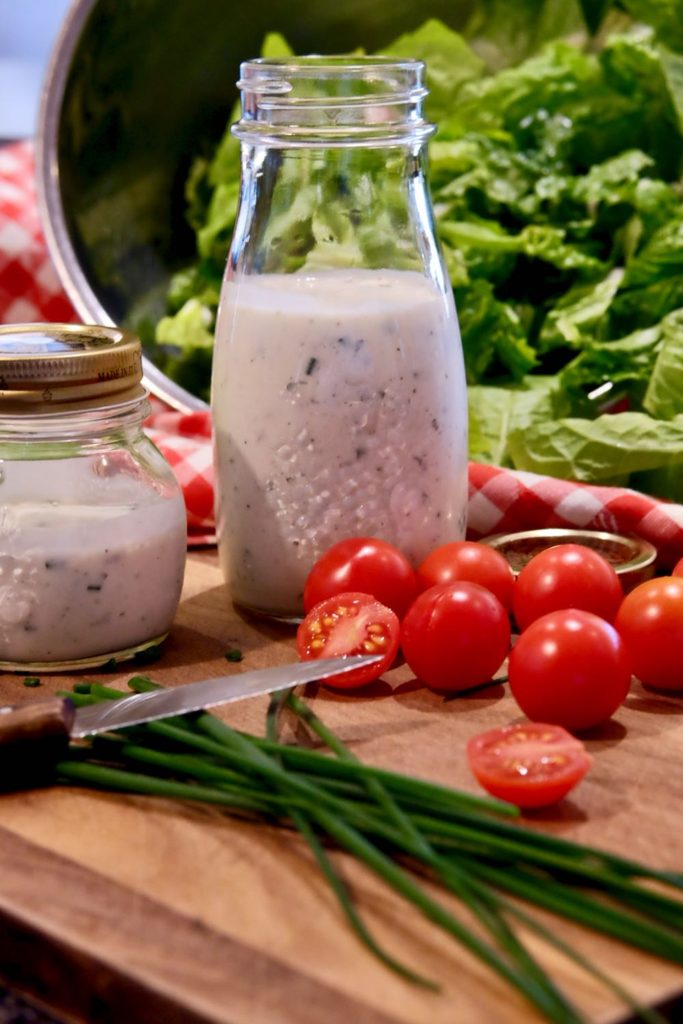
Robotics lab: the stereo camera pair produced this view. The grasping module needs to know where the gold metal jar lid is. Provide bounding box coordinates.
[0,323,145,412]
[483,527,657,591]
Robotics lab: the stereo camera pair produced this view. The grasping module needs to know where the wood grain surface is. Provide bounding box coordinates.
[0,551,681,1024]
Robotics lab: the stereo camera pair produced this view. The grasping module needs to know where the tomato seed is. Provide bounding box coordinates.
[310,638,326,650]
[367,624,384,634]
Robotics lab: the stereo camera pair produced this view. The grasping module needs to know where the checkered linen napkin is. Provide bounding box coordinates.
[146,404,683,566]
[0,141,77,324]
[144,406,216,544]
[3,139,683,564]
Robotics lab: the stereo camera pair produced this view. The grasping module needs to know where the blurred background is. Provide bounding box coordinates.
[0,0,70,140]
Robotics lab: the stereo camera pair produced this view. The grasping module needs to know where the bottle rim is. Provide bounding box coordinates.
[234,56,434,147]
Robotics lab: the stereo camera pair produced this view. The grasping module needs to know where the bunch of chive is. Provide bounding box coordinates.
[56,678,683,1024]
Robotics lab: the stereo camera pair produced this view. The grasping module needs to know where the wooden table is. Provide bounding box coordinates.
[0,551,681,1024]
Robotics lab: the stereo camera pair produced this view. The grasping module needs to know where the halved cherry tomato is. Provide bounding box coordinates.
[296,592,399,689]
[467,723,592,809]
[416,541,515,611]
[513,544,623,631]
[673,557,683,578]
[303,538,418,619]
[508,608,632,731]
[615,576,683,691]
[400,581,510,691]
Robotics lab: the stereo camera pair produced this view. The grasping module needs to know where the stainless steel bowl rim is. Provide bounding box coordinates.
[35,0,207,414]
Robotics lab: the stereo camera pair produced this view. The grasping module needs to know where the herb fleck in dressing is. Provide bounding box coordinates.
[212,268,468,619]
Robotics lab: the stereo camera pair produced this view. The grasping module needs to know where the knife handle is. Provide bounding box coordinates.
[0,697,75,789]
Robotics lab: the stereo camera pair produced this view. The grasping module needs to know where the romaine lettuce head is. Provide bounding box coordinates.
[154,7,683,501]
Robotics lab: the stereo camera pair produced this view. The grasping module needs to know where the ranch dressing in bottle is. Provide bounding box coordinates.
[212,57,468,620]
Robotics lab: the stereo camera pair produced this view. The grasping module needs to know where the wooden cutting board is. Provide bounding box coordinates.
[0,551,681,1024]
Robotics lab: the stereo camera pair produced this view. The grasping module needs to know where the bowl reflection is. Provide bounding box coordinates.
[37,0,475,410]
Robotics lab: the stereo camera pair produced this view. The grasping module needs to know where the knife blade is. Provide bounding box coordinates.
[0,655,382,778]
[71,655,381,736]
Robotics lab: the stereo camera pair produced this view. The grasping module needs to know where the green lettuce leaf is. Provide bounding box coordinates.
[539,269,624,350]
[468,377,563,464]
[456,280,537,382]
[155,298,215,402]
[165,263,221,314]
[508,409,683,481]
[464,0,591,69]
[385,20,486,121]
[196,180,241,264]
[440,219,604,276]
[207,33,294,191]
[156,297,214,350]
[643,309,683,417]
[600,32,683,177]
[451,40,599,137]
[618,0,683,51]
[610,218,683,330]
[557,322,661,413]
[621,217,683,288]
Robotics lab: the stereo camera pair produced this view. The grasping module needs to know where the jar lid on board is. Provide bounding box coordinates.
[483,527,657,591]
[0,323,145,413]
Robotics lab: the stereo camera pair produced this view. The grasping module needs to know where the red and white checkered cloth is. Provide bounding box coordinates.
[145,407,683,568]
[0,141,77,324]
[3,139,683,565]
[144,405,216,544]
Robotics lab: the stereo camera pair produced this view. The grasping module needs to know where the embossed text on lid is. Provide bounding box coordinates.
[0,323,145,412]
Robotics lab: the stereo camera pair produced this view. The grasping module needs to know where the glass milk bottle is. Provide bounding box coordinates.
[211,57,468,620]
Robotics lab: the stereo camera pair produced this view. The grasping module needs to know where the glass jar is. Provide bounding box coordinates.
[212,57,468,621]
[0,324,187,671]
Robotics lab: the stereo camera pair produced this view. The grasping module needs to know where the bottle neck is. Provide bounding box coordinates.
[228,58,446,286]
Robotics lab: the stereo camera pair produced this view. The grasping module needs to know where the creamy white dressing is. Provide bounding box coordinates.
[0,457,187,667]
[212,268,468,619]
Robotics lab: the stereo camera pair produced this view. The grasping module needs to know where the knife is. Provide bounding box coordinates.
[0,655,381,778]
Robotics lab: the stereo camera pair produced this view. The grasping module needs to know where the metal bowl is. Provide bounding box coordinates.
[37,0,475,411]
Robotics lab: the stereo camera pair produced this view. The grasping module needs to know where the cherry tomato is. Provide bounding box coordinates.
[416,541,515,611]
[673,557,683,578]
[508,609,632,731]
[303,538,417,619]
[296,592,400,689]
[513,544,623,631]
[400,582,510,691]
[467,723,592,809]
[615,576,683,691]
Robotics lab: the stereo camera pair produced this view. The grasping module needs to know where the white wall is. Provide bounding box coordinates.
[0,0,72,139]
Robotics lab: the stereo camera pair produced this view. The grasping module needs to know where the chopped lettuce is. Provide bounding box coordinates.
[385,18,485,121]
[508,410,683,483]
[468,377,565,464]
[155,298,215,403]
[643,309,683,417]
[557,322,661,413]
[619,0,683,52]
[156,7,683,499]
[539,269,625,350]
